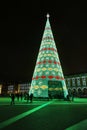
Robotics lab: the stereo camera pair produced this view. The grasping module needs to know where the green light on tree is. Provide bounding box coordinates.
[29,14,68,98]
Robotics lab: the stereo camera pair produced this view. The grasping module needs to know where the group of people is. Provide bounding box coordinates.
[10,92,33,105]
[24,92,33,103]
[16,92,23,101]
[48,91,75,102]
[10,91,74,105]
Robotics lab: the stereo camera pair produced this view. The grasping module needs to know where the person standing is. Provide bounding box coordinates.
[16,93,19,101]
[29,93,33,103]
[10,93,15,105]
[71,90,75,102]
[26,93,29,103]
[20,92,23,101]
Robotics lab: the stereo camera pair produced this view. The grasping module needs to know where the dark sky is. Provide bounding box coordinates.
[0,1,87,83]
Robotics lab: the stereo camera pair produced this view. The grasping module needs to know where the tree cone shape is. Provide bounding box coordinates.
[29,15,68,98]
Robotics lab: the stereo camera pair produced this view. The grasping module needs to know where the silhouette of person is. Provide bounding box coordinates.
[10,93,15,105]
[48,93,52,100]
[16,93,19,101]
[20,92,23,101]
[26,93,29,103]
[29,93,33,103]
[71,91,75,101]
[66,94,70,101]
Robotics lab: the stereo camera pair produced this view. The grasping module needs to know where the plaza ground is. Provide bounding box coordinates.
[0,97,87,130]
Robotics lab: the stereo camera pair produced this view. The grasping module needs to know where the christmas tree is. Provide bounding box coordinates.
[29,14,68,98]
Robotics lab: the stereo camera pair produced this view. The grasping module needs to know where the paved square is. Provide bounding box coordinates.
[0,97,87,130]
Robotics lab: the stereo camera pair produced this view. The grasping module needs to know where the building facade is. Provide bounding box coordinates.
[65,73,87,97]
[0,73,87,97]
[0,83,31,96]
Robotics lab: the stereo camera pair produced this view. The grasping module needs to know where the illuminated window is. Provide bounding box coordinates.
[67,79,71,87]
[72,78,75,86]
[77,77,81,86]
[82,76,86,86]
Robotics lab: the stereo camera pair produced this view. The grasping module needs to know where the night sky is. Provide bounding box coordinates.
[0,1,87,83]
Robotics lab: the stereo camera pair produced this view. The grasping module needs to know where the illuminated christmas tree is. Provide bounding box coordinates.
[29,14,68,98]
